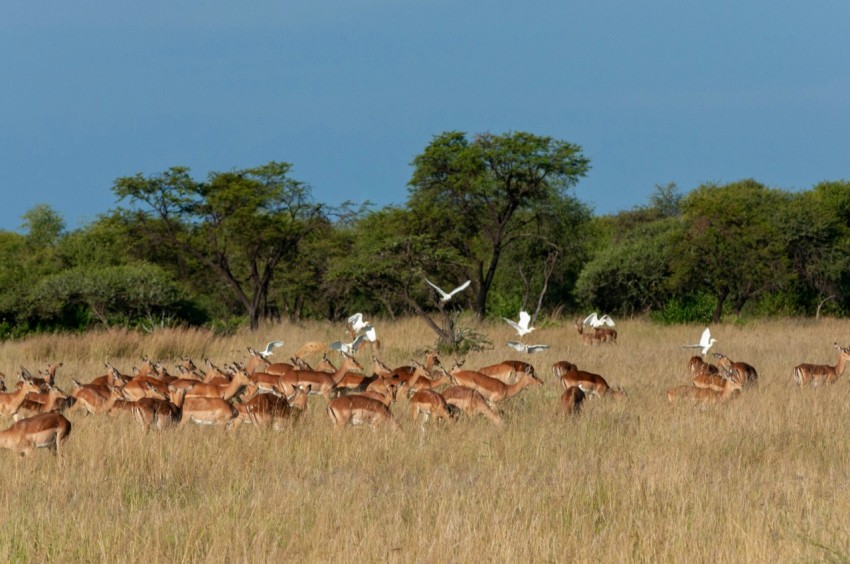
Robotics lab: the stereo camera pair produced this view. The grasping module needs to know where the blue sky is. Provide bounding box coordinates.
[1,1,848,231]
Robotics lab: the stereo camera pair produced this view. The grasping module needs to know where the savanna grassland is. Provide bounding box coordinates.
[0,317,849,562]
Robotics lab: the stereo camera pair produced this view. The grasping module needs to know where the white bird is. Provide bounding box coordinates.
[506,341,549,354]
[504,310,535,337]
[258,341,284,359]
[682,327,716,356]
[362,325,378,342]
[347,312,370,333]
[583,312,615,328]
[329,334,367,356]
[425,278,472,302]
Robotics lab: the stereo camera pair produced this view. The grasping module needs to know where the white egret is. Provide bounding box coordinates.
[506,341,549,354]
[682,327,716,356]
[504,310,535,337]
[258,341,284,359]
[425,278,472,302]
[329,334,367,356]
[347,312,370,333]
[583,312,615,328]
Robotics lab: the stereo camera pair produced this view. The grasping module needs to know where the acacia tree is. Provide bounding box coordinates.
[407,131,590,318]
[113,162,326,330]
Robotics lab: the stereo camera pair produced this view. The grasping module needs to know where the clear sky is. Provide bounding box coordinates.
[1,1,848,231]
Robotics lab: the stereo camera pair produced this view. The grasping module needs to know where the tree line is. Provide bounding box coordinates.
[1,130,848,341]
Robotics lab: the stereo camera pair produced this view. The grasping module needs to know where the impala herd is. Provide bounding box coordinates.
[0,327,848,459]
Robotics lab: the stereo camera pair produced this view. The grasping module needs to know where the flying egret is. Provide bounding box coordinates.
[347,312,370,333]
[329,334,367,356]
[506,341,550,354]
[363,325,378,342]
[424,278,472,302]
[583,312,615,328]
[682,327,716,356]
[504,310,535,338]
[258,341,284,359]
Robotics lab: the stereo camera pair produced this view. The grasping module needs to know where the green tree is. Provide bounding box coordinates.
[407,131,590,318]
[113,162,326,330]
[671,180,789,322]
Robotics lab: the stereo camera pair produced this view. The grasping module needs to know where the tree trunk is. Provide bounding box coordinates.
[712,289,728,324]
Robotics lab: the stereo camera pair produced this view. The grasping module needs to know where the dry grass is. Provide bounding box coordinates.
[1,317,850,561]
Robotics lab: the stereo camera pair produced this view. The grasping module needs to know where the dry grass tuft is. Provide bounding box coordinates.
[0,317,849,560]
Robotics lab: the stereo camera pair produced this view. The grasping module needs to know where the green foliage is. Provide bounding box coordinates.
[649,293,717,324]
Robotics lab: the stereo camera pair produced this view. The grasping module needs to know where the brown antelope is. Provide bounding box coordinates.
[441,386,503,426]
[575,319,603,345]
[131,398,181,431]
[68,381,123,415]
[0,379,40,418]
[712,353,758,387]
[558,366,624,399]
[277,353,363,399]
[232,393,295,429]
[560,386,586,415]
[246,347,295,376]
[0,413,71,457]
[326,395,401,432]
[478,360,535,384]
[410,389,453,424]
[121,374,170,401]
[171,388,238,427]
[552,361,578,380]
[13,388,71,421]
[356,387,398,407]
[793,343,850,387]
[182,368,251,401]
[449,362,543,405]
[406,363,453,395]
[688,356,719,378]
[667,375,743,404]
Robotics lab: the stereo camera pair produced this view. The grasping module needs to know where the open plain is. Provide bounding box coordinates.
[0,317,848,562]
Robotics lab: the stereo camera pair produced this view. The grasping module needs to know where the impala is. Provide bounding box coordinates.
[410,389,453,424]
[478,360,535,385]
[449,362,543,405]
[560,386,586,415]
[69,381,124,415]
[712,353,758,387]
[172,389,238,427]
[406,363,452,395]
[232,392,297,429]
[17,362,63,391]
[182,368,251,401]
[277,353,363,399]
[0,413,71,457]
[574,319,602,346]
[13,388,71,421]
[326,395,401,432]
[793,343,850,387]
[688,356,719,379]
[132,398,181,431]
[0,378,40,418]
[121,374,170,402]
[552,361,578,380]
[558,366,624,399]
[441,385,503,426]
[667,375,743,404]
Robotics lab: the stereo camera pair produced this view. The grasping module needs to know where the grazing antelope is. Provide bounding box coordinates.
[13,388,71,421]
[712,353,758,387]
[132,398,181,431]
[478,360,536,385]
[558,365,624,399]
[232,392,296,429]
[278,353,364,399]
[441,386,503,426]
[68,381,124,415]
[667,374,743,405]
[0,413,71,457]
[326,395,401,432]
[793,343,850,387]
[449,362,543,405]
[552,361,578,380]
[172,389,238,427]
[182,368,251,401]
[560,386,586,415]
[410,389,453,424]
[575,319,602,346]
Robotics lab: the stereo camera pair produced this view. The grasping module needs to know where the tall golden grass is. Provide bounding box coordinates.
[1,317,850,561]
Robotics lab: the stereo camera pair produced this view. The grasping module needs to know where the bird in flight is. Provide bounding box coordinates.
[504,310,535,337]
[258,341,284,359]
[329,334,367,356]
[347,312,370,333]
[583,312,615,328]
[506,341,549,354]
[682,327,716,356]
[425,278,472,302]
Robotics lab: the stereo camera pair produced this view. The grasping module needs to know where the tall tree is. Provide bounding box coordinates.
[113,162,326,330]
[407,131,590,318]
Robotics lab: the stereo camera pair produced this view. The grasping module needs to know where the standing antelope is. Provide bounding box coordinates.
[441,386,503,425]
[410,389,453,424]
[793,343,850,387]
[326,395,401,432]
[574,319,602,346]
[560,386,586,415]
[449,363,543,405]
[0,413,71,457]
[478,360,536,385]
[557,365,624,399]
[712,353,758,387]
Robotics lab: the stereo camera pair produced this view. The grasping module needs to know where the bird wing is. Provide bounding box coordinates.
[329,341,344,352]
[351,334,367,351]
[424,278,449,299]
[518,311,531,330]
[364,326,377,342]
[600,315,615,327]
[699,328,712,348]
[504,318,522,333]
[506,341,526,351]
[527,345,550,353]
[262,341,284,355]
[583,312,599,326]
[447,280,471,297]
[347,313,363,327]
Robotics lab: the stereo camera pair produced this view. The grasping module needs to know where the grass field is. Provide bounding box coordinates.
[0,316,849,562]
